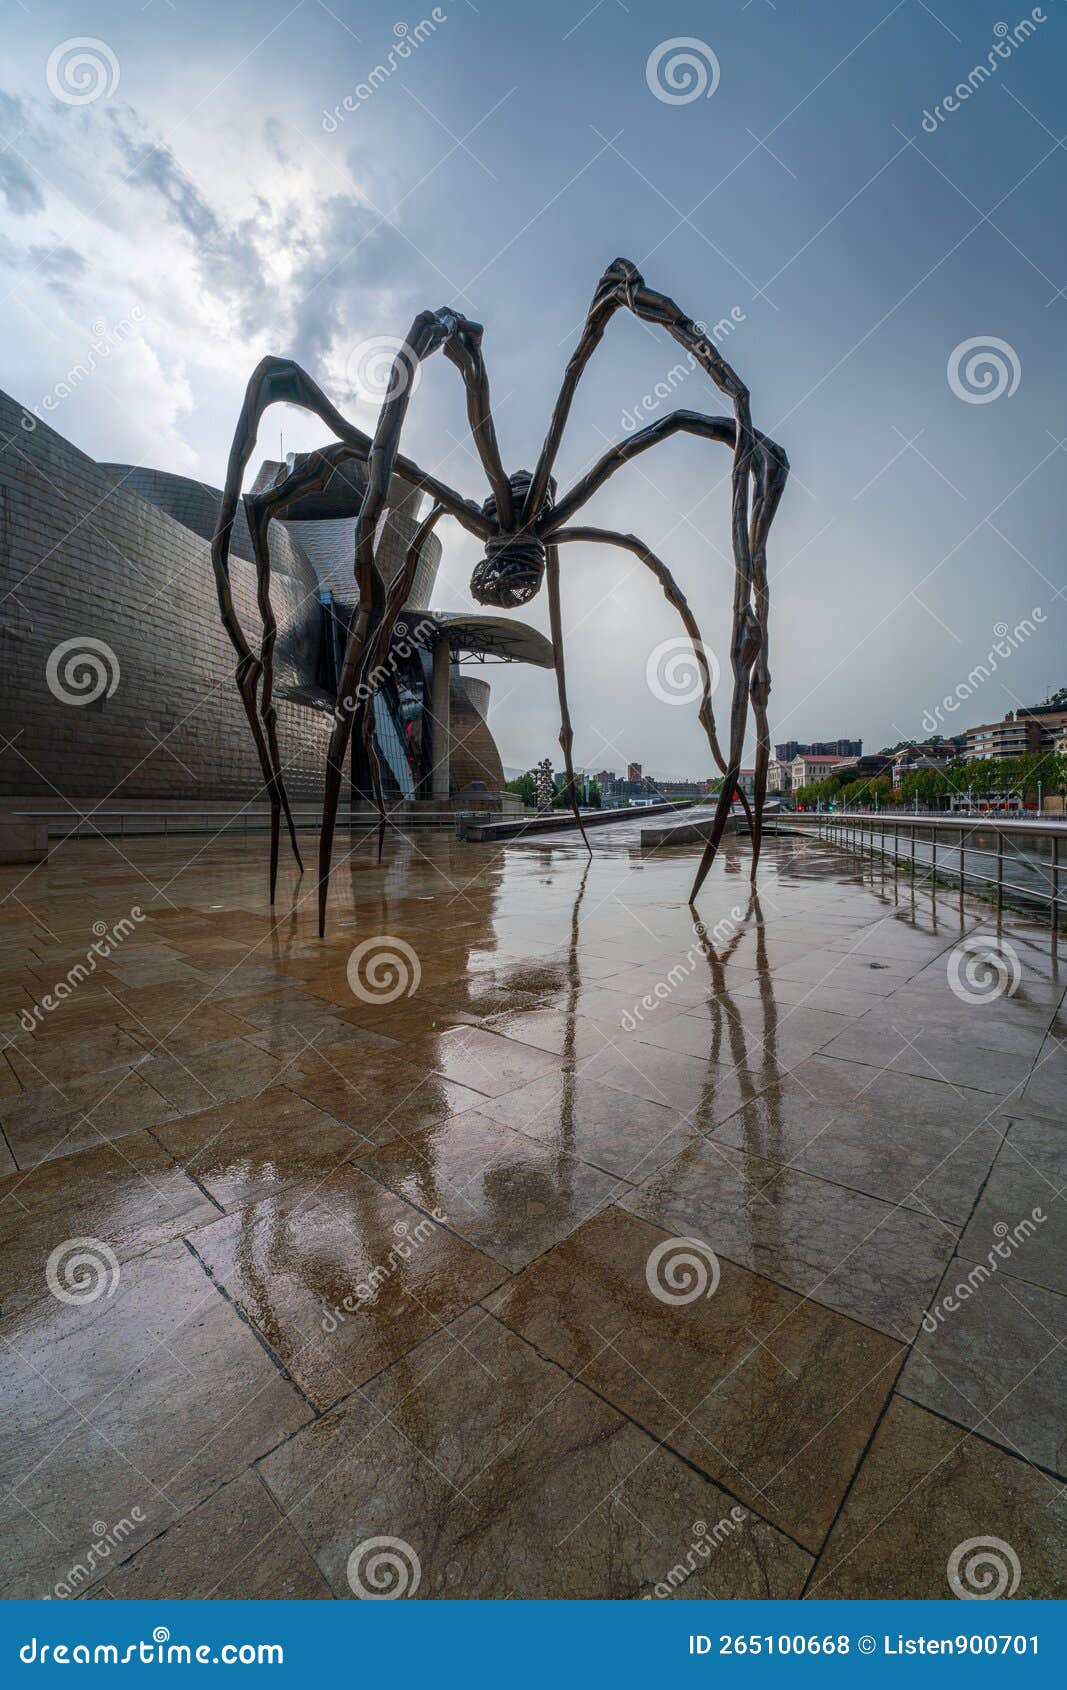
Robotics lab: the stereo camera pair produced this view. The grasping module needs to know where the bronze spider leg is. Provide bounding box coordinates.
[357,504,447,862]
[243,497,304,902]
[547,410,789,883]
[214,357,484,914]
[318,310,510,936]
[525,259,759,889]
[746,439,789,878]
[550,524,732,821]
[544,543,592,856]
[242,442,391,901]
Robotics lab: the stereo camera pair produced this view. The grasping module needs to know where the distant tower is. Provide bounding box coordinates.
[627,761,642,782]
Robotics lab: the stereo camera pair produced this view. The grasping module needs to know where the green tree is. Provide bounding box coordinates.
[506,773,536,808]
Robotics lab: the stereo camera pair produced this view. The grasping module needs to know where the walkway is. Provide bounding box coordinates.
[0,825,1064,1598]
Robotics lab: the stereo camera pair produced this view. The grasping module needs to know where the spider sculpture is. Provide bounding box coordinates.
[210,258,789,937]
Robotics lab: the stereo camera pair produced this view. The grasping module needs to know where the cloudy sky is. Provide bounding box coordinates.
[3,0,1065,777]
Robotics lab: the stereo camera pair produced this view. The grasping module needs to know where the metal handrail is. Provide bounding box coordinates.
[773,810,1063,924]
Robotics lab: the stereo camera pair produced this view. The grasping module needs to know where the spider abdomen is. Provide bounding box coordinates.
[471,469,553,607]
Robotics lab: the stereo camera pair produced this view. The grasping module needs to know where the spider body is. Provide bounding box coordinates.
[209,258,789,936]
[471,469,551,607]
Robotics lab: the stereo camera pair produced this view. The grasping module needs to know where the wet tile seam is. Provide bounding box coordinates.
[890,1390,1067,1487]
[144,1125,226,1217]
[480,1298,817,1559]
[179,1234,320,1422]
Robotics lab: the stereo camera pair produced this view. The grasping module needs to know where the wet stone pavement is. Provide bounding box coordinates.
[0,825,1065,1600]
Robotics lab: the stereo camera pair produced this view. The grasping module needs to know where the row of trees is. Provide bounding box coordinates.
[505,773,602,809]
[794,749,1067,811]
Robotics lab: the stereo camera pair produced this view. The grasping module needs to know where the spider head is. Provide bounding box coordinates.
[470,470,552,608]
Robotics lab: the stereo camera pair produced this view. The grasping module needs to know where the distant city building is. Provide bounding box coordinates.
[767,760,792,794]
[655,778,709,798]
[775,738,861,762]
[593,768,618,796]
[737,768,757,797]
[831,753,893,784]
[791,752,851,787]
[891,744,957,787]
[626,761,643,782]
[965,705,1067,761]
[811,738,862,758]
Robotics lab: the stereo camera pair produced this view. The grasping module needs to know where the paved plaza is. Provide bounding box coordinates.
[1,825,1065,1599]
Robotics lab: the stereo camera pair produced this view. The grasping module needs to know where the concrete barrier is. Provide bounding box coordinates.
[0,815,48,865]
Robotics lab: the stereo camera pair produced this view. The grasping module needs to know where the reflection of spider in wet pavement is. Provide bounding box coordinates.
[211,257,789,935]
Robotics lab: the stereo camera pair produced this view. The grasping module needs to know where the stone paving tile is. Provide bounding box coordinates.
[484,1007,615,1060]
[579,1038,771,1126]
[727,975,886,1017]
[353,1110,626,1271]
[91,1471,332,1600]
[284,1040,489,1141]
[809,1397,1067,1598]
[0,1066,178,1167]
[0,1131,217,1313]
[622,1139,956,1338]
[258,1310,811,1598]
[818,1021,1035,1096]
[634,1003,848,1071]
[132,1038,291,1117]
[710,1055,1006,1225]
[960,1115,1067,1296]
[401,1024,564,1097]
[5,1025,149,1088]
[152,1087,360,1210]
[900,1263,1067,1477]
[1017,1033,1067,1118]
[475,1069,699,1181]
[188,1169,507,1410]
[0,1241,310,1597]
[487,1207,901,1551]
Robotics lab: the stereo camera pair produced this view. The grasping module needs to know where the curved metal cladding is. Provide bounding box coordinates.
[99,463,324,709]
[0,395,333,805]
[279,510,442,611]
